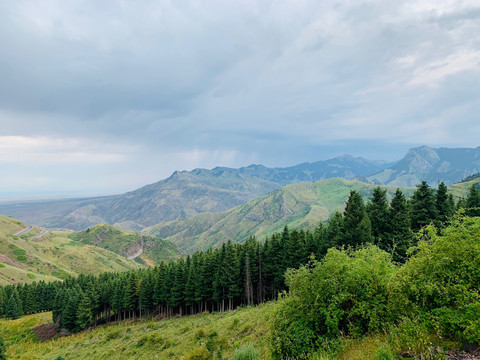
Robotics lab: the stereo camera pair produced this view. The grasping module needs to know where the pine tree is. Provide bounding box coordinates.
[321,211,344,255]
[435,182,454,224]
[0,287,7,317]
[466,184,480,217]
[343,191,373,247]
[366,187,389,242]
[61,288,81,332]
[410,181,438,230]
[124,272,138,318]
[5,296,21,320]
[170,258,186,315]
[386,189,413,262]
[76,292,93,330]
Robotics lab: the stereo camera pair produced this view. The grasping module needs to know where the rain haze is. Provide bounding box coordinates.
[1,0,479,197]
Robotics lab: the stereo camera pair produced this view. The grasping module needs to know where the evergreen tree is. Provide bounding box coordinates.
[466,184,480,217]
[76,292,93,329]
[456,196,467,211]
[410,181,438,230]
[170,258,186,315]
[343,191,373,247]
[386,189,413,262]
[124,272,138,318]
[61,288,81,332]
[435,182,454,224]
[321,211,344,254]
[5,297,21,320]
[0,287,7,317]
[366,187,389,241]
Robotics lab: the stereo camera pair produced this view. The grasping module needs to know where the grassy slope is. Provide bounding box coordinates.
[69,224,182,266]
[0,302,430,360]
[0,303,276,360]
[0,215,141,285]
[448,178,480,198]
[143,179,417,253]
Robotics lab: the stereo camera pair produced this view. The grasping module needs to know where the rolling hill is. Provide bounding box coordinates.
[142,178,416,253]
[0,216,182,285]
[0,155,388,231]
[143,177,478,254]
[0,215,142,286]
[69,224,182,267]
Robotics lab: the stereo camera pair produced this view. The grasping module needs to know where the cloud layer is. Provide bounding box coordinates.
[1,0,479,196]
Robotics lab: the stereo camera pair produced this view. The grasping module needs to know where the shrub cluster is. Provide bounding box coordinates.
[271,215,480,359]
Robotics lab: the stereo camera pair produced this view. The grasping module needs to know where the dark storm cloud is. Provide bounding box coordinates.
[0,0,479,196]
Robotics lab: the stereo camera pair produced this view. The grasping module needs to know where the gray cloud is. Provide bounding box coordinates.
[0,0,479,196]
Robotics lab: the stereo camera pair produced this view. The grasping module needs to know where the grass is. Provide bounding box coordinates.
[0,303,277,360]
[0,301,461,359]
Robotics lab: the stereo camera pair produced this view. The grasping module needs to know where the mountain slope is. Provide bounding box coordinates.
[0,216,142,286]
[0,155,387,231]
[69,224,182,266]
[369,146,480,187]
[143,179,416,253]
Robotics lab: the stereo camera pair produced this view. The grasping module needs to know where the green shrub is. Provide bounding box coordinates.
[183,346,212,360]
[372,346,394,360]
[271,245,395,359]
[388,216,480,343]
[231,317,239,329]
[105,329,122,341]
[230,343,260,360]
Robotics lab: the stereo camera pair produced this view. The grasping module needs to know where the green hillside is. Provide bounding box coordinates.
[0,302,391,360]
[0,215,141,285]
[143,178,417,253]
[69,224,182,266]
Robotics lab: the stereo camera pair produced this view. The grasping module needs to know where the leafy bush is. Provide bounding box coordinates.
[230,343,260,360]
[388,216,480,343]
[183,346,212,360]
[271,245,395,359]
[372,346,394,360]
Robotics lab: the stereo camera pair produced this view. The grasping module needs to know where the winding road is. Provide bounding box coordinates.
[14,225,33,236]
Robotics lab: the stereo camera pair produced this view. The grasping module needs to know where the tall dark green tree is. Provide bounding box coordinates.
[410,181,438,230]
[466,184,480,217]
[366,187,389,242]
[343,191,373,247]
[435,182,454,224]
[76,292,93,329]
[386,189,413,262]
[124,272,138,318]
[321,211,344,254]
[5,297,21,320]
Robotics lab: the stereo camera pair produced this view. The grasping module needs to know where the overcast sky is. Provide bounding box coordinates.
[1,0,479,197]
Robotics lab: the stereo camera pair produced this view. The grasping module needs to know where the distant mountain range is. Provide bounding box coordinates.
[0,145,479,232]
[0,155,389,231]
[369,146,480,187]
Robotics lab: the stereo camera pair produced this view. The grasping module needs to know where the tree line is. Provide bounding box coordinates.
[0,181,479,334]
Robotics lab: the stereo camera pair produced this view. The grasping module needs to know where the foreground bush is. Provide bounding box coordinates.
[271,245,396,359]
[230,343,260,360]
[389,215,480,343]
[272,215,480,358]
